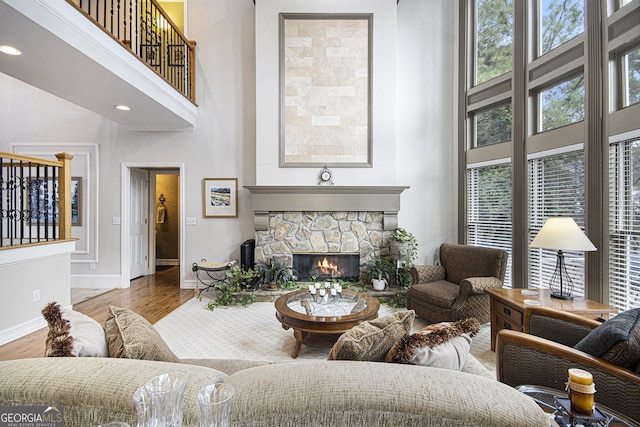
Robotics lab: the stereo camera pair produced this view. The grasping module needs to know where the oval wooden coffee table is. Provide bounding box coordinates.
[275,289,380,358]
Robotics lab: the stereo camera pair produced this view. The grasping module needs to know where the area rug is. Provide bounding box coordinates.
[153,296,495,372]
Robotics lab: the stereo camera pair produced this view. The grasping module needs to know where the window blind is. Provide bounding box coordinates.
[466,164,513,287]
[528,150,586,294]
[609,138,640,311]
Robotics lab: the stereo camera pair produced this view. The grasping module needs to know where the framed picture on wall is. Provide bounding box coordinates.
[203,178,238,218]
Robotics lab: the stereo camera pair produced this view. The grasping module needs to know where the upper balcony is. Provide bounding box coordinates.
[0,0,197,131]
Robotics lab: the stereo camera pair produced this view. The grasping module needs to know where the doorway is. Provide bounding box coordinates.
[121,163,186,288]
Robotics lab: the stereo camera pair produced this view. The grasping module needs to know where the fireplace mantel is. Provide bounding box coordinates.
[244,185,409,231]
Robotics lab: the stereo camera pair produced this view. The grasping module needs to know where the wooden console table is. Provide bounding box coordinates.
[486,288,618,350]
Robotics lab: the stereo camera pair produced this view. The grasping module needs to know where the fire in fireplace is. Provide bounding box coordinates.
[293,253,360,282]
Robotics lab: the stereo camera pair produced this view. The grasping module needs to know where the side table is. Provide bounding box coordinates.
[486,288,617,350]
[516,384,639,427]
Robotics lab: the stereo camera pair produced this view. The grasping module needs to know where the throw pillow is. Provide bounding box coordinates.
[60,307,108,357]
[574,308,640,370]
[327,310,415,362]
[41,302,74,357]
[385,318,481,371]
[104,306,180,363]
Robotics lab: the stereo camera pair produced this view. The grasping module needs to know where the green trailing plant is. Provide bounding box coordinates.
[390,228,419,288]
[225,265,259,290]
[378,293,407,308]
[203,281,256,310]
[390,228,419,267]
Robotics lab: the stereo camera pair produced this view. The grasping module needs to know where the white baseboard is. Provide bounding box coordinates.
[71,274,122,288]
[156,259,179,266]
[0,317,46,346]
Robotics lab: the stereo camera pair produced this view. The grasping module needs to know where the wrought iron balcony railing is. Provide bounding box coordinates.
[0,152,74,248]
[68,0,196,103]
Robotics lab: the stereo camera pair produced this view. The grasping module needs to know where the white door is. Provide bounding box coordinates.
[130,169,149,280]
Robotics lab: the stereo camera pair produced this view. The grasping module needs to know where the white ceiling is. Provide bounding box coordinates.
[0,0,197,131]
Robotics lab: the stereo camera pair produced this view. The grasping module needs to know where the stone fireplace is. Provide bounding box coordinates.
[245,186,408,279]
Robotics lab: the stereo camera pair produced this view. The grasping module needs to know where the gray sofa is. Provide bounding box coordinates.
[0,357,551,426]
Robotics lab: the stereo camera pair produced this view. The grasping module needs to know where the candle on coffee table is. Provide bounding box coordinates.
[567,368,595,415]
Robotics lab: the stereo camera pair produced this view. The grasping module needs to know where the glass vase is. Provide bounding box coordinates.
[197,383,235,427]
[143,372,188,427]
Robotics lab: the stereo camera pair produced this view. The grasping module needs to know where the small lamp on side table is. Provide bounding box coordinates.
[530,217,597,300]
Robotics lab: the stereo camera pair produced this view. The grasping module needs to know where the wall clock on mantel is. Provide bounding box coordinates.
[318,167,334,186]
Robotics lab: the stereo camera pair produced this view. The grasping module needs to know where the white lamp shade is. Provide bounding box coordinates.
[530,217,597,251]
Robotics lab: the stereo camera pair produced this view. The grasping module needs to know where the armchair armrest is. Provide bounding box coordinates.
[459,276,503,294]
[524,306,601,347]
[496,329,640,422]
[410,265,445,284]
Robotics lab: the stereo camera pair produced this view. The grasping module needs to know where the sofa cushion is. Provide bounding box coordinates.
[574,308,640,370]
[41,301,74,357]
[385,318,480,370]
[104,306,179,363]
[327,310,414,362]
[61,307,109,357]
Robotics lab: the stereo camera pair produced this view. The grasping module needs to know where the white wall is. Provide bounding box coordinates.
[396,0,458,264]
[0,241,75,345]
[0,0,456,294]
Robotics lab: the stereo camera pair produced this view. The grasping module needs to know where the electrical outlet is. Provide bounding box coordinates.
[90,263,96,270]
[33,289,40,302]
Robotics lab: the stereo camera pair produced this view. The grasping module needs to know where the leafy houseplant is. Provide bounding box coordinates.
[364,257,393,291]
[390,228,418,266]
[256,258,294,289]
[390,228,419,288]
[203,265,259,310]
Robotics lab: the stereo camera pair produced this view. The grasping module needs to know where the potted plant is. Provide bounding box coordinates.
[364,257,393,291]
[389,228,418,265]
[390,228,419,288]
[256,258,294,290]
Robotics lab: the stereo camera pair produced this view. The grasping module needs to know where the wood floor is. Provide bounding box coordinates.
[0,265,193,361]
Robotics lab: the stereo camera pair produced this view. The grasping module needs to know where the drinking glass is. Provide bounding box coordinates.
[133,386,151,427]
[144,371,188,427]
[197,383,235,427]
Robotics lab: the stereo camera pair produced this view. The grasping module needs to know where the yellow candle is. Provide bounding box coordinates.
[568,368,593,385]
[567,368,595,415]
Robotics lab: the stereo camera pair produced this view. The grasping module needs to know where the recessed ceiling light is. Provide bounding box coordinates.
[0,45,22,56]
[115,105,131,111]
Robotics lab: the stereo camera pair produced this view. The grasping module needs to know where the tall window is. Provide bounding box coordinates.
[529,150,586,295]
[475,0,513,85]
[475,103,513,147]
[539,75,585,132]
[538,0,584,56]
[467,163,513,286]
[609,138,640,311]
[461,0,639,305]
[621,46,640,108]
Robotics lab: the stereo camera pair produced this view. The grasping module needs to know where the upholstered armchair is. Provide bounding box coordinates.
[496,306,640,422]
[406,243,508,324]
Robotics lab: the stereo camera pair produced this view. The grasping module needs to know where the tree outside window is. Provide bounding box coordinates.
[540,75,585,132]
[539,0,584,56]
[475,0,513,85]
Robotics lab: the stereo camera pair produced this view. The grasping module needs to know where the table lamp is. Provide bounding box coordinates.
[530,217,597,300]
